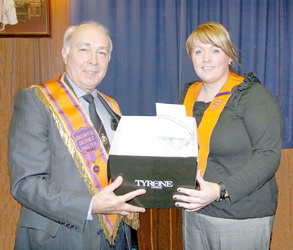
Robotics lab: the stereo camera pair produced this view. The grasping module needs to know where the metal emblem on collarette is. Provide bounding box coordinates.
[92,165,100,173]
[100,133,109,145]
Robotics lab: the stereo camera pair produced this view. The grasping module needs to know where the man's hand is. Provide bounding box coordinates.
[92,176,146,216]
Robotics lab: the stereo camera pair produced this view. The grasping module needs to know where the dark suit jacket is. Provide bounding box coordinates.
[8,82,130,249]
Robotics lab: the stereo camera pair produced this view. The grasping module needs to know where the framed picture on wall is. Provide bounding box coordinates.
[0,0,50,37]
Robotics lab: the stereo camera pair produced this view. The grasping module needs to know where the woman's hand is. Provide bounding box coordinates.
[173,169,220,212]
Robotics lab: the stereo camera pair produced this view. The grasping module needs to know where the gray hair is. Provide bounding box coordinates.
[63,21,113,56]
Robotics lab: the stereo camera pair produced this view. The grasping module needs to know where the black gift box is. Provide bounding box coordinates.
[109,155,197,208]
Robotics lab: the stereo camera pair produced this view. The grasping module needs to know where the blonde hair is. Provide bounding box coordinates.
[186,22,239,68]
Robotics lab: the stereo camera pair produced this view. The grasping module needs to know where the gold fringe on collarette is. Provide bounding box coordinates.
[34,86,97,195]
[33,85,140,245]
[99,212,140,245]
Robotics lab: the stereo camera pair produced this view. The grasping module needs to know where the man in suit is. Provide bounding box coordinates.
[9,21,146,249]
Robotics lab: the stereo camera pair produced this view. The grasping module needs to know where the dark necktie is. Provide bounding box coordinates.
[83,94,110,152]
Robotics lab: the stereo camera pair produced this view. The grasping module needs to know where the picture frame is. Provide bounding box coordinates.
[0,0,51,37]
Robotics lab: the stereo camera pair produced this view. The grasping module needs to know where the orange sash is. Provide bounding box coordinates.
[32,74,139,244]
[183,72,244,176]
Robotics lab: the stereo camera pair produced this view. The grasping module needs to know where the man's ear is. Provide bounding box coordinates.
[62,48,68,64]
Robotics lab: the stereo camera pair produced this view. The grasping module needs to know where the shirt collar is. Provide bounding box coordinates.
[65,74,98,100]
